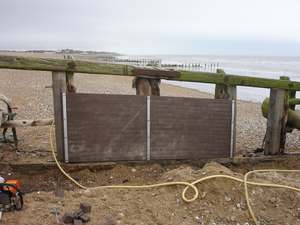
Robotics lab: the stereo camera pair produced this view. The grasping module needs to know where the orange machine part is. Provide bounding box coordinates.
[3,180,21,194]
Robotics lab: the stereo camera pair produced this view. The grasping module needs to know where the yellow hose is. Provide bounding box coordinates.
[49,124,300,225]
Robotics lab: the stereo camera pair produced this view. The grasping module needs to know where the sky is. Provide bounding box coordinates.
[1,0,300,56]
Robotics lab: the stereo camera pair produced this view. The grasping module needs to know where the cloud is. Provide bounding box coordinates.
[0,0,300,55]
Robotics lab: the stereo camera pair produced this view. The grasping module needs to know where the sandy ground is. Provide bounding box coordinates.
[1,53,300,225]
[2,161,300,225]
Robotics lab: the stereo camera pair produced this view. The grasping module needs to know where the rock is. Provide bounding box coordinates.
[225,195,231,202]
[74,219,83,225]
[61,212,74,224]
[79,214,90,223]
[270,197,277,204]
[201,192,207,199]
[80,202,92,213]
[73,209,84,218]
[118,212,125,218]
[195,216,203,224]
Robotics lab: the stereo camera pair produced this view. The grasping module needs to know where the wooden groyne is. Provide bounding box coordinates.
[0,54,300,159]
[101,57,220,72]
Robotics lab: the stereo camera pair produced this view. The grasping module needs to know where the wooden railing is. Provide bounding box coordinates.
[1,55,300,90]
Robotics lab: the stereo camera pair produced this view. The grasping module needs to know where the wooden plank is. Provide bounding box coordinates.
[1,119,53,128]
[264,88,288,155]
[179,70,300,90]
[150,97,232,160]
[0,55,134,76]
[1,55,300,90]
[52,72,66,161]
[132,68,180,79]
[66,94,147,162]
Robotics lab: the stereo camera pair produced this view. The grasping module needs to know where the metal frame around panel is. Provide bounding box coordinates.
[230,100,236,158]
[146,96,151,160]
[62,92,69,163]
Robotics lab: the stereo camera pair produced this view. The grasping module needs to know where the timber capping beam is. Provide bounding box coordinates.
[1,55,300,90]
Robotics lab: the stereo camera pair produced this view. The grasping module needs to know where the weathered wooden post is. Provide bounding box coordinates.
[133,77,160,96]
[52,71,67,161]
[215,69,237,157]
[264,78,289,155]
[64,55,76,93]
[215,69,237,100]
[66,72,76,93]
[282,76,296,121]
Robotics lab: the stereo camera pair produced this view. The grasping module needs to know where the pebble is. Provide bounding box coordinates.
[118,212,125,218]
[80,202,92,213]
[225,195,231,202]
[201,192,207,199]
[195,216,203,224]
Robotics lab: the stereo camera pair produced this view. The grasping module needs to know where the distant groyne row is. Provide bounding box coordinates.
[100,57,220,72]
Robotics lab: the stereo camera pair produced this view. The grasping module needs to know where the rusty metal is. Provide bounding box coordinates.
[0,94,18,148]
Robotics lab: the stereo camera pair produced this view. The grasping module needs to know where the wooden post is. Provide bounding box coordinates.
[264,88,288,155]
[215,69,237,100]
[66,72,76,93]
[149,79,160,96]
[280,76,294,133]
[52,71,67,161]
[133,77,160,96]
[64,55,76,93]
[214,69,237,157]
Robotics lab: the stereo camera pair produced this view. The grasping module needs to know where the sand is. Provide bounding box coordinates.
[2,161,300,225]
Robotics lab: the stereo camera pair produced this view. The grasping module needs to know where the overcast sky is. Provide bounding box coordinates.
[1,0,300,55]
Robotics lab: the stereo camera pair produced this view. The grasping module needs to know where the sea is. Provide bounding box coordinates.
[119,55,300,103]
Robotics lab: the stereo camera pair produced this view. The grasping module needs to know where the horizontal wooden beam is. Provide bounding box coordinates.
[1,55,300,90]
[179,71,300,90]
[1,119,53,128]
[289,98,300,105]
[0,55,134,76]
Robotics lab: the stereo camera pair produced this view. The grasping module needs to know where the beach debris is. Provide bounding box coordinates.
[61,202,92,224]
[73,219,83,225]
[80,202,91,214]
[50,207,60,224]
